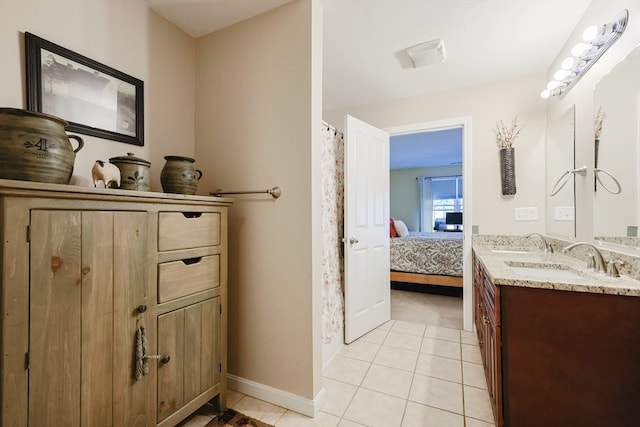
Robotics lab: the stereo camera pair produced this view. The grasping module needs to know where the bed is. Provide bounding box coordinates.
[389,231,463,288]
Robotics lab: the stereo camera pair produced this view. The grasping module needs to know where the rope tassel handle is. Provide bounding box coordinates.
[135,325,171,380]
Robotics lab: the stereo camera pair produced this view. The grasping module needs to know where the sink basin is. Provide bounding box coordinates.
[491,248,530,254]
[489,246,530,254]
[505,261,583,281]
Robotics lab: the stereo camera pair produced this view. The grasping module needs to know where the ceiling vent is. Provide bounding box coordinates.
[405,39,447,68]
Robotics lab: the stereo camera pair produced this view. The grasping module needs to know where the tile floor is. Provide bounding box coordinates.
[179,319,496,427]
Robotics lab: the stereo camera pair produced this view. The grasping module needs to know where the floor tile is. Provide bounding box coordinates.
[321,378,358,417]
[358,328,389,345]
[415,353,462,383]
[420,337,461,359]
[466,417,497,427]
[275,410,340,427]
[373,345,419,372]
[231,395,288,425]
[324,355,371,385]
[390,320,426,336]
[424,325,460,343]
[463,385,495,424]
[337,419,367,427]
[383,331,423,351]
[461,343,482,364]
[461,330,478,345]
[226,389,246,408]
[408,373,463,415]
[338,340,381,363]
[343,388,406,427]
[402,401,464,427]
[462,361,487,389]
[360,363,413,399]
[376,320,395,331]
[176,413,213,427]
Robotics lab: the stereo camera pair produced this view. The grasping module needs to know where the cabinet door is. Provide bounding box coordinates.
[28,211,148,427]
[157,298,220,423]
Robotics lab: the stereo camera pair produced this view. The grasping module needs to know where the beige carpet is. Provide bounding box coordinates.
[391,287,463,329]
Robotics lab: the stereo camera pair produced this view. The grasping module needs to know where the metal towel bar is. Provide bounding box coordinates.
[211,186,281,199]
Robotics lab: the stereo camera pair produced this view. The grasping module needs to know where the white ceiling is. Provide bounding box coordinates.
[147,0,593,168]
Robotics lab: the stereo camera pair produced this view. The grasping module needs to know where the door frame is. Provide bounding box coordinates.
[385,116,473,331]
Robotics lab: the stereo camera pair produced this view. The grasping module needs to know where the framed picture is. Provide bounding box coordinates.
[25,32,144,146]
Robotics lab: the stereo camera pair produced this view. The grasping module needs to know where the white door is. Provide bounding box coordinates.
[344,115,390,343]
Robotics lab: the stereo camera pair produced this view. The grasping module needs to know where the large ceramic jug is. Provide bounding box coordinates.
[160,155,203,195]
[0,108,84,184]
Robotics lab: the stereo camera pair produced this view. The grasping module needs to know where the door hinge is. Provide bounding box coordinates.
[26,225,30,243]
[25,352,29,370]
[220,304,222,314]
[219,363,222,373]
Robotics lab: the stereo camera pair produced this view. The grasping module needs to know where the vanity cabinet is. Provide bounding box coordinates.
[473,254,640,427]
[472,257,501,424]
[0,180,231,427]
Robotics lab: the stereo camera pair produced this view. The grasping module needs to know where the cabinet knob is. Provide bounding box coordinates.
[137,304,147,313]
[161,355,171,364]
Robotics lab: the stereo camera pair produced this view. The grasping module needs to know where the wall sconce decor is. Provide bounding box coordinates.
[540,9,628,99]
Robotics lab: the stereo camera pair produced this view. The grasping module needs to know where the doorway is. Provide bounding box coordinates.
[386,117,473,331]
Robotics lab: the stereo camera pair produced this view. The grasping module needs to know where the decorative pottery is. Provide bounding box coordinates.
[160,155,203,195]
[0,108,84,184]
[500,147,516,195]
[109,152,151,191]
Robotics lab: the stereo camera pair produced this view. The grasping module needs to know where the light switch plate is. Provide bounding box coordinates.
[514,207,538,221]
[554,206,574,221]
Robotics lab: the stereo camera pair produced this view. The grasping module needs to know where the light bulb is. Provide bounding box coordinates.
[582,25,600,42]
[561,57,576,70]
[554,69,571,81]
[571,42,592,57]
[547,80,562,90]
[540,89,551,99]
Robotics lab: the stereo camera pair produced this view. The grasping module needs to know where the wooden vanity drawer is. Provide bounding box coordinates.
[158,211,221,251]
[158,255,220,303]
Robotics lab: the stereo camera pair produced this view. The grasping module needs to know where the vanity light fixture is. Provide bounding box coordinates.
[405,39,447,68]
[540,9,628,99]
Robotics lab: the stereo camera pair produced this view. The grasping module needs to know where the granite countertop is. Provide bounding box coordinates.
[473,241,640,297]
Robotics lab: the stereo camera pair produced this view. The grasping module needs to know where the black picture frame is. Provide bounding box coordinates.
[25,32,144,146]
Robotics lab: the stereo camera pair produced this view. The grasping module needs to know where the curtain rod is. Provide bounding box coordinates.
[211,186,282,199]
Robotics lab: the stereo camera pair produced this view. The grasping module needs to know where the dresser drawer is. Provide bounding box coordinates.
[158,255,220,303]
[158,212,221,251]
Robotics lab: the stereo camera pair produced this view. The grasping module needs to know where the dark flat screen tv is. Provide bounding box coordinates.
[445,212,463,226]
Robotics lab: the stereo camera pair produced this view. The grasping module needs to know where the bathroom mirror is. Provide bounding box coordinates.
[593,46,640,247]
[546,104,576,239]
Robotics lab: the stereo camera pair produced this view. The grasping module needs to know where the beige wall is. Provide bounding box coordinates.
[194,0,323,412]
[391,165,462,231]
[325,74,548,236]
[545,0,640,242]
[0,0,195,191]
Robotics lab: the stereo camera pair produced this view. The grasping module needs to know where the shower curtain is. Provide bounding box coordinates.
[321,122,344,344]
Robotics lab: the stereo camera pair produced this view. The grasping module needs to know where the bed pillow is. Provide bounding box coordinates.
[393,219,410,237]
[390,218,398,238]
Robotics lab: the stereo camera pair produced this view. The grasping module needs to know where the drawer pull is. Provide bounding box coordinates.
[182,257,202,265]
[181,212,202,219]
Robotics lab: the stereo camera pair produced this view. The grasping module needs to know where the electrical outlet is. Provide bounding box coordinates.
[554,206,574,221]
[514,207,538,221]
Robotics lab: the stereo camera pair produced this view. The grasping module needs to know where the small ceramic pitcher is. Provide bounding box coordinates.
[160,155,203,195]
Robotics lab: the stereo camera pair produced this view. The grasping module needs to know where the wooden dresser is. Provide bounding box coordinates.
[0,180,231,427]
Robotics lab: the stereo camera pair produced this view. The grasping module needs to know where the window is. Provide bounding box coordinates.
[418,175,463,231]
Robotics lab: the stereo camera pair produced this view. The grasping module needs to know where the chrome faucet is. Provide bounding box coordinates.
[526,233,554,254]
[562,242,606,273]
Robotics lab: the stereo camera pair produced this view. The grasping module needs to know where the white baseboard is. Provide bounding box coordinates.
[227,374,326,418]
